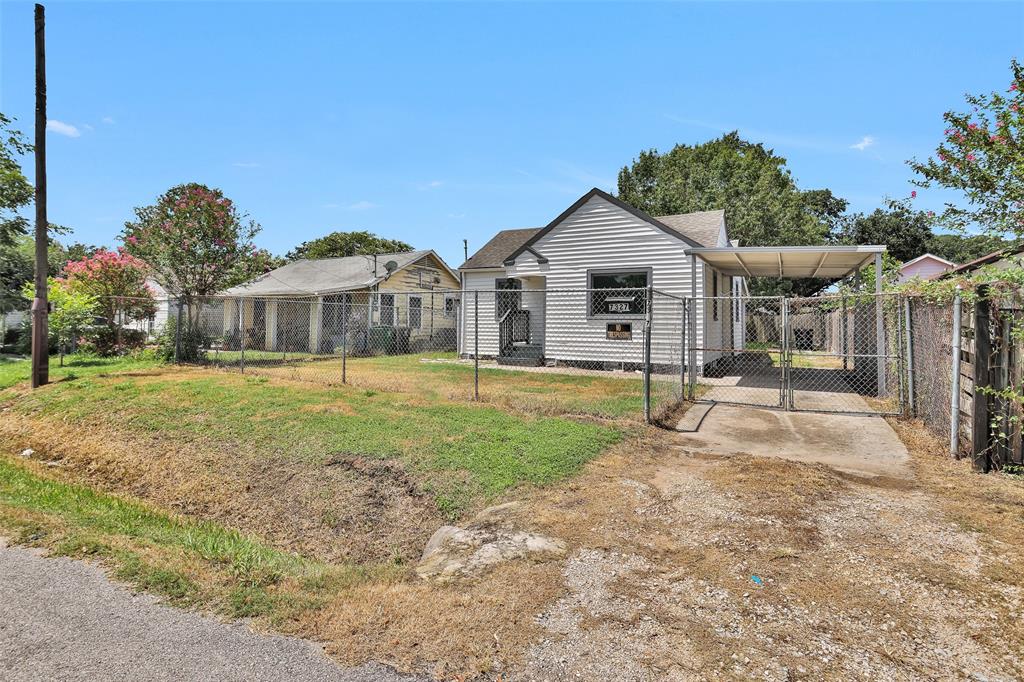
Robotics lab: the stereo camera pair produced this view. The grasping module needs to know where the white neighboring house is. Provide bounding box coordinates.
[458,187,741,370]
[897,253,956,282]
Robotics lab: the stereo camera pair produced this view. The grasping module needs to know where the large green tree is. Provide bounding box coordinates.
[618,132,845,294]
[286,230,413,261]
[927,232,1014,265]
[0,113,33,247]
[838,199,935,263]
[0,235,68,313]
[908,59,1023,240]
[617,132,843,248]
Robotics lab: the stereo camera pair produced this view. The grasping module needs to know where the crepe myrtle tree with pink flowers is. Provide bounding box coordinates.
[63,248,157,354]
[909,59,1024,241]
[121,183,271,302]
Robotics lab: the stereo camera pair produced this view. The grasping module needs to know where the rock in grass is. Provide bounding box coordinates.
[416,503,566,582]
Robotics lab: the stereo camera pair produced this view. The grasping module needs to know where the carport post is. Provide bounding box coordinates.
[874,252,885,397]
[679,299,687,400]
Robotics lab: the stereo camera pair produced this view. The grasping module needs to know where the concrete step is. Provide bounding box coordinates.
[508,343,543,358]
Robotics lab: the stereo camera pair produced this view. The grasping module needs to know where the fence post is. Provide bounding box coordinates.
[972,286,991,471]
[680,299,687,400]
[904,297,914,416]
[473,290,479,401]
[341,295,348,384]
[950,289,963,457]
[174,298,183,363]
[643,285,653,423]
[238,298,245,373]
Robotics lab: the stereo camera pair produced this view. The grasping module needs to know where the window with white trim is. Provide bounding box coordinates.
[588,270,649,317]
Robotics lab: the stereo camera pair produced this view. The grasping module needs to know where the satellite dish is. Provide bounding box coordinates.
[384,260,399,274]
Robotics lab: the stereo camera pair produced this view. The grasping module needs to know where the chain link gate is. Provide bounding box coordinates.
[689,293,906,416]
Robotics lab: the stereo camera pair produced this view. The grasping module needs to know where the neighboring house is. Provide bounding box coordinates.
[939,246,1024,279]
[897,253,956,282]
[458,187,740,370]
[220,250,461,353]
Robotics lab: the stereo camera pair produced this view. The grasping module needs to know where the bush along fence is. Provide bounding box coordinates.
[904,275,1024,472]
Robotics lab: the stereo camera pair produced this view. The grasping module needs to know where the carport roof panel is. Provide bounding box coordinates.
[685,245,886,278]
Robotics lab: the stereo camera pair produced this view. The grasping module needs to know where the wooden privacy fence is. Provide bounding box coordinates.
[971,287,1024,471]
[907,289,1023,471]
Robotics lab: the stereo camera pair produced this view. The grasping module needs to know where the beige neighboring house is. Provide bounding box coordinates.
[220,250,461,354]
[897,253,956,282]
[939,246,1024,279]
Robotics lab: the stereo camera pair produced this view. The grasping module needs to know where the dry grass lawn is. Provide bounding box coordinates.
[2,356,1023,680]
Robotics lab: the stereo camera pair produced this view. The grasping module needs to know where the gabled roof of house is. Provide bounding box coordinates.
[656,210,726,249]
[460,228,542,270]
[899,252,955,270]
[221,249,456,297]
[459,188,726,270]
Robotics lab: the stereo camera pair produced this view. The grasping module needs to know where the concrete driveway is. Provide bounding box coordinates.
[675,402,910,478]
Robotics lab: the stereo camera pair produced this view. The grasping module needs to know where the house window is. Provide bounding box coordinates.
[444,294,460,318]
[379,293,395,326]
[495,278,522,321]
[588,270,649,317]
[409,296,422,329]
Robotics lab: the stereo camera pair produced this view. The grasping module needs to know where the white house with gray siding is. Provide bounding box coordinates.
[458,188,739,371]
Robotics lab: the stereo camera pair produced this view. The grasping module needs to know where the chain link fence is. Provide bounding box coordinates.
[135,288,689,424]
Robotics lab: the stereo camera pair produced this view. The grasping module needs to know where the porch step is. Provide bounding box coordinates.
[508,343,543,358]
[497,355,544,367]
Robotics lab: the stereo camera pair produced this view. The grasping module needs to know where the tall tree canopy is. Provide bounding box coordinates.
[122,183,270,298]
[286,230,413,261]
[927,233,1015,265]
[838,200,935,264]
[909,58,1023,241]
[617,132,845,248]
[0,235,69,313]
[0,113,33,247]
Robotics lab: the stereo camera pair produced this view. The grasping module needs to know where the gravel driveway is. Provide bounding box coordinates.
[0,540,425,682]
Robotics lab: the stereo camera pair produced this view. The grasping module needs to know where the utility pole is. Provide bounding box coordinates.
[30,3,48,388]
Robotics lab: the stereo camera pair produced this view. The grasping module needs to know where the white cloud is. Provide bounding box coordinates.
[347,200,376,211]
[82,123,95,132]
[101,116,115,124]
[417,180,444,190]
[447,212,466,219]
[850,135,876,151]
[232,161,262,168]
[46,120,81,138]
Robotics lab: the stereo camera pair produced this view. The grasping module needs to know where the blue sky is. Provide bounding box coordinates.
[1,1,1021,267]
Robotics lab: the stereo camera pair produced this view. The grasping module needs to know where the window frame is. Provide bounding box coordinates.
[378,293,395,326]
[408,295,422,329]
[586,268,652,320]
[443,294,460,318]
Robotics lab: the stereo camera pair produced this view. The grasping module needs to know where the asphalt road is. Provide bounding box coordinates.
[0,540,425,682]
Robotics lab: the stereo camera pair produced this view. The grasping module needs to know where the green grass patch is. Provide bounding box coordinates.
[0,354,164,390]
[0,455,388,617]
[4,357,624,515]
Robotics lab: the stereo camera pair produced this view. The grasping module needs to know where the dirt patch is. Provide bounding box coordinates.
[503,425,1024,681]
[0,413,442,565]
